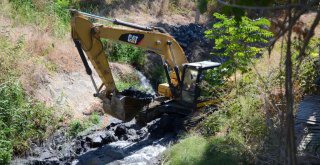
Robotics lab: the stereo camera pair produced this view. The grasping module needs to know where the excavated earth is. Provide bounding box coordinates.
[13,114,186,165]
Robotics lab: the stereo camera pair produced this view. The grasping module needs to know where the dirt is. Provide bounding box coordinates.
[96,0,205,26]
[26,61,155,119]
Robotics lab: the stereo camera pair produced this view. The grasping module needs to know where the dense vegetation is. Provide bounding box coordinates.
[0,35,59,164]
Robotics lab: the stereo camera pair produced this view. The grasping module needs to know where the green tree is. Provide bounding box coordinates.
[205,13,273,79]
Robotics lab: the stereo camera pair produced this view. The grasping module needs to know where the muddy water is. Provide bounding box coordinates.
[12,114,184,165]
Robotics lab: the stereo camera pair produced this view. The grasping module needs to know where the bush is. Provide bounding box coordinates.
[107,42,145,66]
[206,73,266,134]
[205,13,273,80]
[0,140,12,165]
[0,81,58,164]
[292,39,320,95]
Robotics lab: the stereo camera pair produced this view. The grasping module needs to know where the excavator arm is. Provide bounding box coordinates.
[71,10,188,96]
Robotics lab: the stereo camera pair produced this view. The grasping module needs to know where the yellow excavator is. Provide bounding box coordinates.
[70,10,221,122]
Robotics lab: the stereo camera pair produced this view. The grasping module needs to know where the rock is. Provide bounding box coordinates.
[115,125,127,137]
[103,131,118,143]
[127,128,136,135]
[91,136,103,148]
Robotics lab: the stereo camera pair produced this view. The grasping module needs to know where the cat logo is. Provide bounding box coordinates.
[128,34,139,44]
[119,33,144,45]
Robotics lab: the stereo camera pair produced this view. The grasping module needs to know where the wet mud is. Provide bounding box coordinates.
[13,114,185,165]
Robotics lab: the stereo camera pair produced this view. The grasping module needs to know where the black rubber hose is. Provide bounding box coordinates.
[74,40,92,75]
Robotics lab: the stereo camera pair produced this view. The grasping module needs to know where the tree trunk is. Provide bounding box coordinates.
[284,7,297,165]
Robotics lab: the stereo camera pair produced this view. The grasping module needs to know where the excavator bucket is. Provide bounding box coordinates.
[103,90,153,122]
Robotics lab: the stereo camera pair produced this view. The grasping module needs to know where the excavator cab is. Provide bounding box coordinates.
[180,61,221,109]
[142,61,221,122]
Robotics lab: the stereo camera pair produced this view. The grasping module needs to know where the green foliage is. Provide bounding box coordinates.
[0,140,12,165]
[102,39,145,66]
[169,71,267,165]
[68,112,101,137]
[89,112,100,125]
[116,81,140,92]
[296,55,319,94]
[195,72,267,164]
[108,43,145,66]
[292,39,320,95]
[0,36,59,164]
[69,120,86,137]
[0,81,58,164]
[9,0,74,37]
[205,13,273,81]
[165,135,251,165]
[202,73,266,158]
[0,36,23,83]
[165,135,208,165]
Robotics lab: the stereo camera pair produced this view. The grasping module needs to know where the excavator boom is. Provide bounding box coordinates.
[71,10,188,94]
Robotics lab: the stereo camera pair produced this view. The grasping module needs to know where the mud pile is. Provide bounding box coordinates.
[155,23,220,62]
[13,114,185,165]
[121,88,154,100]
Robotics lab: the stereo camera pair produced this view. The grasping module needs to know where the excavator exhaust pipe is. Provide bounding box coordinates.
[102,90,153,122]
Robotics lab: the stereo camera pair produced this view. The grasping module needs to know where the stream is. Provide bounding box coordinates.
[12,106,187,165]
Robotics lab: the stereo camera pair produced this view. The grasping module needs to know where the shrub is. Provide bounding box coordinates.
[201,72,267,162]
[0,140,12,165]
[108,42,145,66]
[68,120,86,137]
[0,81,58,164]
[293,39,320,95]
[205,13,273,80]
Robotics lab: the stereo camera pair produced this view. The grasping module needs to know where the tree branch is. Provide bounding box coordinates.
[293,11,320,81]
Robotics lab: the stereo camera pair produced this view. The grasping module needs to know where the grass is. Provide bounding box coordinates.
[164,135,250,165]
[8,0,71,37]
[165,57,270,164]
[0,81,59,164]
[165,135,208,165]
[68,112,101,137]
[166,36,320,164]
[0,25,60,165]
